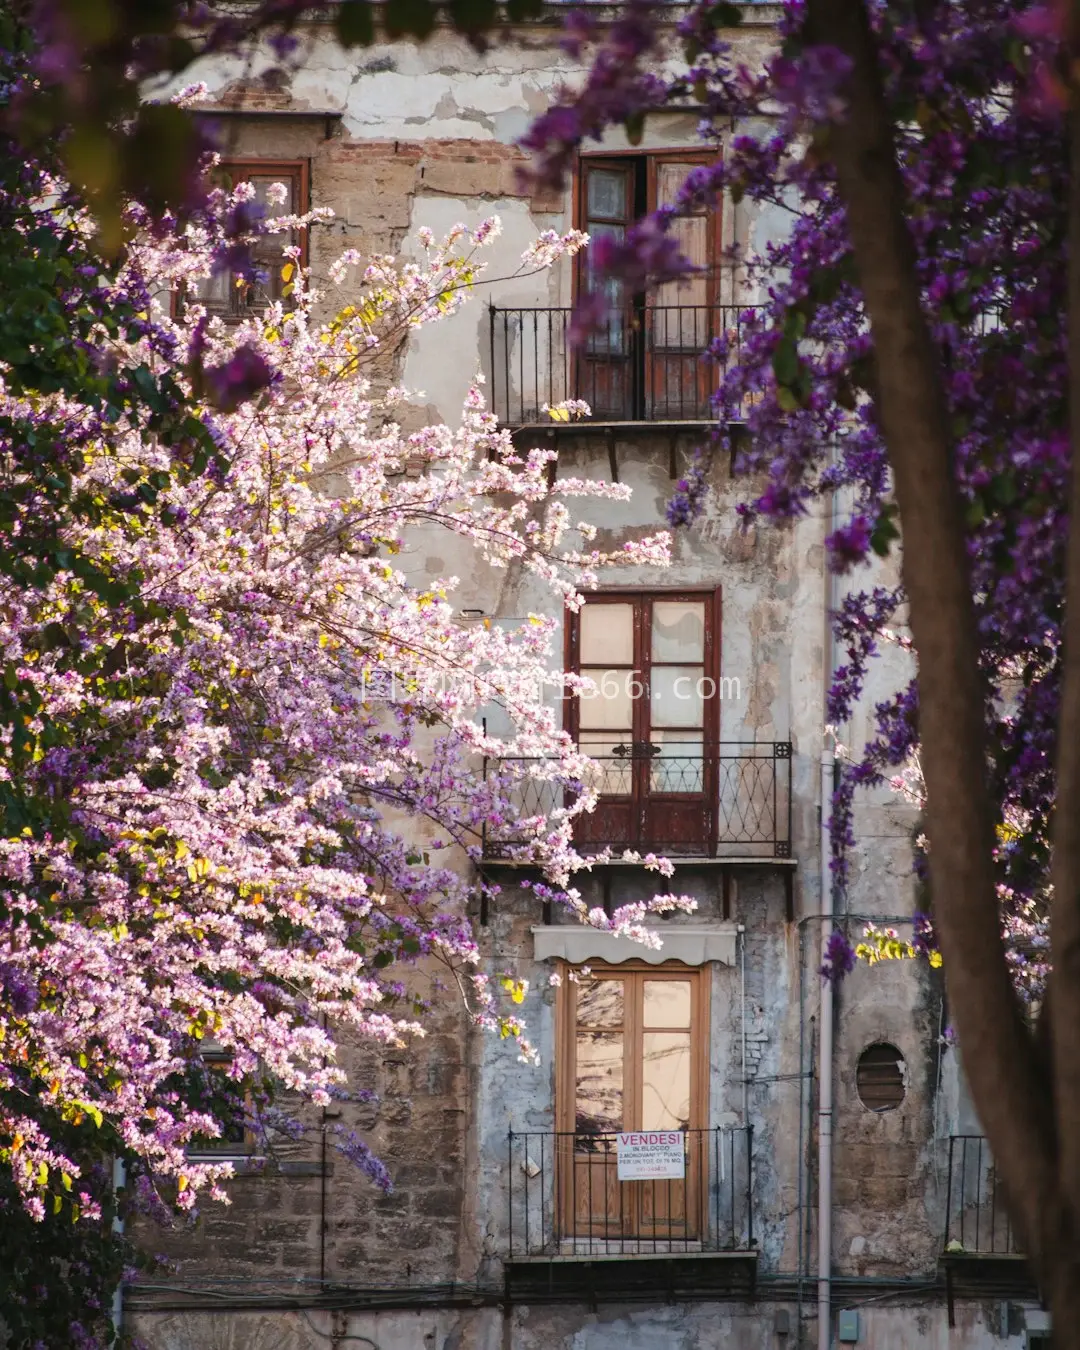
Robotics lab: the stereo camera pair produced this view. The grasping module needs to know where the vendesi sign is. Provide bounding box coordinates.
[615,1131,686,1181]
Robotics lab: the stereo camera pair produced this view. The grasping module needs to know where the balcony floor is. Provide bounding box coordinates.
[504,1249,758,1305]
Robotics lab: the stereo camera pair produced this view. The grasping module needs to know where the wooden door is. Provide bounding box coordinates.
[568,592,720,855]
[561,967,707,1243]
[645,158,719,419]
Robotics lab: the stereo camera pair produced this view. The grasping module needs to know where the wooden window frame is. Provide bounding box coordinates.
[564,587,723,854]
[184,158,311,321]
[572,150,723,307]
[555,961,711,1137]
[555,960,711,1241]
[184,1043,257,1161]
[572,152,723,420]
[564,587,723,745]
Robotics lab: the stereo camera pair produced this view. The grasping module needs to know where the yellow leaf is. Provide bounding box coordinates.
[177,1175,189,1193]
[281,262,294,283]
[175,840,190,861]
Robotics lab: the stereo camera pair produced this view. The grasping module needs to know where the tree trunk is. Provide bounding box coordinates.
[1051,21,1080,1303]
[801,0,1078,1333]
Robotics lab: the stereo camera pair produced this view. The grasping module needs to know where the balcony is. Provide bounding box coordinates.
[481,741,792,864]
[941,1135,1036,1323]
[504,1126,756,1303]
[488,303,758,428]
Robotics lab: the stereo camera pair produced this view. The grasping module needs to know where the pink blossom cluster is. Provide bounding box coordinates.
[0,185,677,1216]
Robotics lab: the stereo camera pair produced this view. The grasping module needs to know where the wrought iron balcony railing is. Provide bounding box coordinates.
[507,1126,754,1259]
[481,740,792,861]
[488,303,760,427]
[943,1134,1022,1256]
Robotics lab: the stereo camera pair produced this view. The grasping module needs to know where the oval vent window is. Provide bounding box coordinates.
[856,1043,906,1112]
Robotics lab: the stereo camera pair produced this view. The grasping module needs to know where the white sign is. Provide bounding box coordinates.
[615,1131,686,1181]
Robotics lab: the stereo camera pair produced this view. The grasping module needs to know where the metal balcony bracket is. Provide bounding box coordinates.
[784,869,794,922]
[668,431,678,480]
[606,430,619,484]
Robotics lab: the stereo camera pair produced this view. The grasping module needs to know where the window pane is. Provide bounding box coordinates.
[577,978,624,1027]
[579,668,633,729]
[584,223,628,346]
[642,1031,691,1131]
[578,733,633,795]
[576,1031,623,1134]
[195,268,232,312]
[587,168,630,222]
[651,601,705,662]
[643,980,692,1029]
[650,665,704,728]
[649,732,704,793]
[250,175,294,212]
[581,604,634,665]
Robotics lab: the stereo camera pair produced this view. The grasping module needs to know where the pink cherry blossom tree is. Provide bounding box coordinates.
[0,174,679,1254]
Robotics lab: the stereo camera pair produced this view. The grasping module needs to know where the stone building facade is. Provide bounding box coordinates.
[129,9,1046,1349]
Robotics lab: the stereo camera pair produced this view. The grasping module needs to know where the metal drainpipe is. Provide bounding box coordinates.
[739,923,748,1122]
[111,1157,126,1337]
[817,745,835,1350]
[818,431,840,1350]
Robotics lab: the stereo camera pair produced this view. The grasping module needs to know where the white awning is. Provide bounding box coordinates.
[531,924,738,967]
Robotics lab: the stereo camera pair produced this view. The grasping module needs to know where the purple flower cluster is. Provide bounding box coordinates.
[820,930,857,982]
[524,0,1065,981]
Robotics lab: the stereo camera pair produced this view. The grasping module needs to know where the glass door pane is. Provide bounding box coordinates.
[573,975,626,1241]
[651,601,705,662]
[575,978,625,1135]
[641,1032,692,1131]
[642,977,692,1130]
[577,602,636,795]
[581,603,634,664]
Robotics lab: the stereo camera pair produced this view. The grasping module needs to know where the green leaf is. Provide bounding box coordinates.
[336,0,375,46]
[706,1,743,26]
[383,0,437,40]
[447,0,499,34]
[505,0,544,19]
[870,507,901,557]
[771,336,800,387]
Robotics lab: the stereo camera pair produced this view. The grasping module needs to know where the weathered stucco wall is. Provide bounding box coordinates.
[130,1297,1040,1350]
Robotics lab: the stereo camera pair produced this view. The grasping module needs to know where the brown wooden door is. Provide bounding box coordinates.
[568,592,720,855]
[645,158,719,419]
[575,161,635,419]
[561,967,707,1243]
